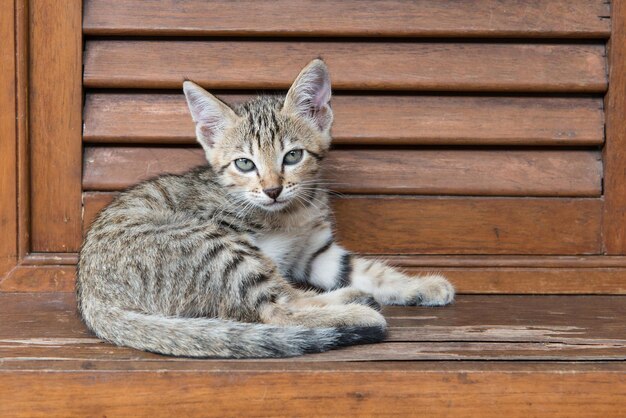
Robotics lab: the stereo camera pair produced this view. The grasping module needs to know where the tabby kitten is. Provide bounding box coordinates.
[77,59,454,358]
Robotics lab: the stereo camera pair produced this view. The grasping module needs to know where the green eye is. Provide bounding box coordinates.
[234,158,256,172]
[283,149,304,165]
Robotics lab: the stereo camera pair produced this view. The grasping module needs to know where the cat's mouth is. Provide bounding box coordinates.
[260,199,290,211]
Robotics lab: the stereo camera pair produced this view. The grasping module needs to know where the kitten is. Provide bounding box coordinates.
[77,59,454,358]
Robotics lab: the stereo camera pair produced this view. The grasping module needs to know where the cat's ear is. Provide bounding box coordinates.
[183,80,238,153]
[282,59,333,133]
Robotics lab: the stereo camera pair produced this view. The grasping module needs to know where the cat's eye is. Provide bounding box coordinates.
[234,158,256,172]
[283,149,304,165]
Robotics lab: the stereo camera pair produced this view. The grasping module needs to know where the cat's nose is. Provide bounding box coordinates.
[263,186,283,200]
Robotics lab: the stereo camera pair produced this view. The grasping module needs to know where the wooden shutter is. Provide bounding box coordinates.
[6,0,626,294]
[80,0,608,260]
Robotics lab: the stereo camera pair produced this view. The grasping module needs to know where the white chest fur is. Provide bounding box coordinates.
[252,226,333,279]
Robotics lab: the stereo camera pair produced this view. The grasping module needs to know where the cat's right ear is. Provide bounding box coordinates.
[183,81,238,153]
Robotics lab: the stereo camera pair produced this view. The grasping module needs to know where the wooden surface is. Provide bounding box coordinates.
[84,94,606,146]
[0,266,76,292]
[15,0,29,259]
[2,367,625,418]
[29,1,82,252]
[0,0,17,276]
[5,250,626,294]
[83,192,602,255]
[603,0,626,254]
[1,293,625,360]
[403,268,626,294]
[333,197,602,255]
[83,41,607,92]
[1,293,625,416]
[82,147,602,197]
[83,0,611,38]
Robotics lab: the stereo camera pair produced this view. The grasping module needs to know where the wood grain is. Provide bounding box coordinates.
[83,0,611,38]
[2,369,624,418]
[0,266,75,292]
[6,247,626,294]
[15,0,29,259]
[2,293,625,357]
[0,0,17,277]
[333,197,602,255]
[402,268,626,295]
[83,94,606,146]
[82,147,603,197]
[1,293,625,417]
[29,1,82,252]
[83,41,607,92]
[82,192,602,255]
[603,0,626,254]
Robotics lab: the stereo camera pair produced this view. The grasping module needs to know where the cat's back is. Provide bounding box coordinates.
[96,166,217,220]
[82,166,223,252]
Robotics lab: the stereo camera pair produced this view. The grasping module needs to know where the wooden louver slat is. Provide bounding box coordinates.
[83,41,607,92]
[83,0,611,39]
[82,192,602,255]
[82,147,603,197]
[83,94,606,146]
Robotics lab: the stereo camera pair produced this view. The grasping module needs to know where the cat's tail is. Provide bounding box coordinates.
[80,302,385,358]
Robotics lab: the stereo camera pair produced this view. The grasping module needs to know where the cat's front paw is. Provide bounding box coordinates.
[413,275,455,306]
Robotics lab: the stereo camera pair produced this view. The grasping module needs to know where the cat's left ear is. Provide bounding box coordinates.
[282,59,333,133]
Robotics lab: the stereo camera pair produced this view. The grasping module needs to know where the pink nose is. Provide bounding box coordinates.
[263,186,283,200]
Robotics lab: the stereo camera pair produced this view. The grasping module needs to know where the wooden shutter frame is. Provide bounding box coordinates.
[0,0,80,289]
[2,0,626,293]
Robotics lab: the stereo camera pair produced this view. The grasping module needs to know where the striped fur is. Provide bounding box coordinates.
[77,59,453,358]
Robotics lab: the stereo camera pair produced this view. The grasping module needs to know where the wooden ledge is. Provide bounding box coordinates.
[1,293,625,416]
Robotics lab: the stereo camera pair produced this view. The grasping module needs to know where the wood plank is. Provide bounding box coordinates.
[3,358,626,373]
[83,0,611,38]
[323,150,602,197]
[81,192,602,255]
[15,0,29,259]
[1,293,625,357]
[29,1,82,251]
[83,94,606,146]
[403,268,626,295]
[0,265,75,292]
[1,340,624,362]
[2,368,625,418]
[83,41,607,92]
[0,0,17,277]
[6,246,626,294]
[603,0,626,254]
[333,197,602,255]
[82,147,603,197]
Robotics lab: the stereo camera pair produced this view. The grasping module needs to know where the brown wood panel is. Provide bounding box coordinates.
[83,41,607,92]
[0,0,17,277]
[603,1,626,254]
[0,266,75,292]
[15,0,29,259]
[82,147,602,197]
[324,150,602,197]
[29,1,82,252]
[404,268,626,295]
[6,250,625,295]
[84,94,606,146]
[82,192,602,255]
[2,293,625,356]
[333,197,602,255]
[1,294,626,417]
[83,0,611,38]
[3,369,625,418]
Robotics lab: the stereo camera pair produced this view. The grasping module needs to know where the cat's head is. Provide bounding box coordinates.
[183,59,333,212]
